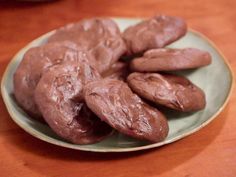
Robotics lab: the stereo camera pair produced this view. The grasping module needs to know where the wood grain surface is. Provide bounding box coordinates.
[0,0,236,177]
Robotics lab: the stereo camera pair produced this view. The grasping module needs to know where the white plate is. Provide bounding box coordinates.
[1,18,234,152]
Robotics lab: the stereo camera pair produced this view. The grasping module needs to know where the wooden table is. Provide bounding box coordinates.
[0,0,235,176]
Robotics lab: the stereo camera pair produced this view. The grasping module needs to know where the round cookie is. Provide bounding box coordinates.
[34,61,112,144]
[123,15,187,54]
[130,48,212,72]
[127,73,206,112]
[13,41,83,120]
[84,79,169,143]
[48,18,127,73]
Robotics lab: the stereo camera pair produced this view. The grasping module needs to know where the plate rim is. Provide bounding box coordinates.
[1,21,234,152]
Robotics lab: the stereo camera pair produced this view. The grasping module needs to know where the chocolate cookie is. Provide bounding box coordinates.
[123,15,187,54]
[13,41,84,120]
[84,79,169,142]
[34,61,112,144]
[130,48,212,72]
[127,73,206,112]
[48,18,127,73]
[101,61,129,80]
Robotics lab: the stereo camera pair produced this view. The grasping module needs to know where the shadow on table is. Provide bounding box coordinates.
[2,100,230,176]
[0,0,59,9]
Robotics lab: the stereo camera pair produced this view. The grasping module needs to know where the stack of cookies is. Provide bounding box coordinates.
[13,15,211,144]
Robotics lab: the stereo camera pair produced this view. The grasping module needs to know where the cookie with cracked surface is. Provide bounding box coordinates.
[34,61,112,144]
[48,18,127,73]
[84,79,169,142]
[127,72,206,112]
[123,15,187,54]
[130,48,211,72]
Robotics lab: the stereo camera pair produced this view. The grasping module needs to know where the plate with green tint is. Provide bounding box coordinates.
[1,18,233,152]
